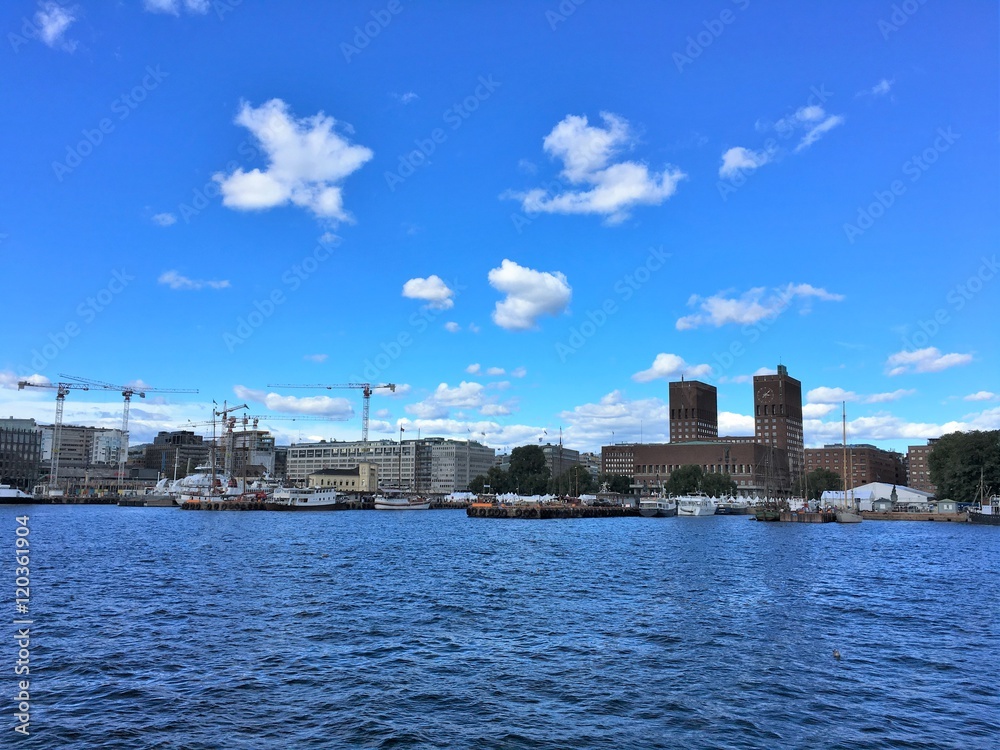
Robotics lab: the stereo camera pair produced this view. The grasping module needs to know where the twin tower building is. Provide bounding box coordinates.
[602,365,804,496]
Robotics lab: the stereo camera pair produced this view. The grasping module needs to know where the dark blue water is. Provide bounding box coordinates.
[4,505,999,749]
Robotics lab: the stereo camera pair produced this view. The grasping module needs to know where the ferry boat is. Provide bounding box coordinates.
[638,496,677,517]
[677,493,717,516]
[267,486,345,511]
[0,484,33,504]
[374,493,431,510]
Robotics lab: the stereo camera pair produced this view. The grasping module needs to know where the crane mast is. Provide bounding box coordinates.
[266,382,396,442]
[17,380,95,494]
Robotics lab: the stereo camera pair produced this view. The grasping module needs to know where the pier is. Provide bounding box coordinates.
[466,502,639,519]
[778,510,837,523]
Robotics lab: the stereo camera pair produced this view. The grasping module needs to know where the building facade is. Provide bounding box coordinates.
[753,365,804,488]
[805,444,907,490]
[308,462,378,492]
[229,429,276,475]
[0,418,42,491]
[286,437,495,493]
[906,440,937,494]
[143,431,211,479]
[669,379,718,442]
[540,443,581,479]
[602,441,791,496]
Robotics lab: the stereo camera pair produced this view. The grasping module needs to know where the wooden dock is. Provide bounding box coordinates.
[778,510,837,523]
[467,502,639,519]
[861,511,967,522]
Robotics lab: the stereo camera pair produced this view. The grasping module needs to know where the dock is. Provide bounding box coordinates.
[778,510,837,523]
[861,511,967,522]
[467,502,639,519]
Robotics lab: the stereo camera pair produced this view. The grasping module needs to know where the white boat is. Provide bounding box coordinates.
[714,497,751,515]
[639,496,677,517]
[374,494,431,510]
[268,486,344,511]
[677,493,718,516]
[0,484,33,503]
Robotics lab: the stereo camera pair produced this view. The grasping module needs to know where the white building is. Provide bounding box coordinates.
[285,437,495,493]
[823,482,935,511]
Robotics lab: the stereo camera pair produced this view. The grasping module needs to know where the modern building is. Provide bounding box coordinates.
[540,443,581,479]
[40,425,124,474]
[307,462,378,493]
[669,379,718,442]
[804,444,907,490]
[601,441,791,497]
[229,429,276,476]
[906,439,938,494]
[0,418,42,491]
[753,365,804,487]
[285,437,495,493]
[142,431,210,480]
[579,452,602,478]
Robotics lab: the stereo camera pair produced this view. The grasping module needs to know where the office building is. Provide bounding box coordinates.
[669,379,718,442]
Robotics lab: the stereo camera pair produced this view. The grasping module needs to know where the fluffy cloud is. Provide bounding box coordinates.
[233,385,353,418]
[808,386,915,405]
[0,371,49,390]
[158,270,230,291]
[505,112,685,224]
[480,403,512,416]
[144,0,210,15]
[677,283,843,330]
[36,2,78,50]
[444,322,461,333]
[803,403,838,419]
[783,106,845,152]
[488,260,571,331]
[511,366,527,378]
[214,99,373,223]
[402,275,454,309]
[965,391,998,402]
[486,367,505,376]
[465,364,481,374]
[632,353,713,383]
[865,389,915,403]
[805,407,1000,446]
[151,212,177,226]
[886,347,973,376]
[719,146,773,178]
[404,381,488,420]
[859,78,894,97]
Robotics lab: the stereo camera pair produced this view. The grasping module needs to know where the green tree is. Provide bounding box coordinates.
[550,465,595,495]
[665,464,703,495]
[470,466,511,494]
[805,467,842,501]
[508,445,550,495]
[597,473,632,494]
[701,472,737,497]
[928,430,1000,501]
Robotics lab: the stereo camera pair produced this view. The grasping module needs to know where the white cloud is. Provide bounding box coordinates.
[859,78,894,97]
[392,91,419,104]
[401,275,454,309]
[488,259,571,331]
[506,112,686,224]
[804,407,1000,446]
[865,389,915,404]
[803,403,837,419]
[486,367,505,376]
[807,387,859,404]
[795,113,846,152]
[404,381,487,420]
[404,401,448,420]
[303,354,328,363]
[465,363,481,374]
[214,99,373,223]
[158,270,230,291]
[480,403,512,416]
[511,366,527,378]
[719,411,754,435]
[965,391,998,402]
[234,385,353,418]
[36,2,78,50]
[886,347,973,376]
[444,322,461,333]
[719,146,772,178]
[144,0,210,15]
[151,212,177,226]
[632,353,713,383]
[677,283,843,330]
[0,371,49,390]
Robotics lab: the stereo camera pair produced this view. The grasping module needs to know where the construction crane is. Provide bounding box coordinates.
[17,380,97,493]
[265,383,396,442]
[59,374,198,493]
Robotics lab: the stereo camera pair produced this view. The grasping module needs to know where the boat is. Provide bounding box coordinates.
[677,493,717,516]
[374,493,431,510]
[267,486,345,511]
[638,496,677,517]
[968,471,999,526]
[835,402,863,524]
[0,484,34,504]
[715,497,751,515]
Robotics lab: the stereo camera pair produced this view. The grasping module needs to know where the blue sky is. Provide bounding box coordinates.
[1,0,997,454]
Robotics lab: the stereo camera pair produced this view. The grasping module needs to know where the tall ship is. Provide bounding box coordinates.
[374,492,430,510]
[968,471,999,526]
